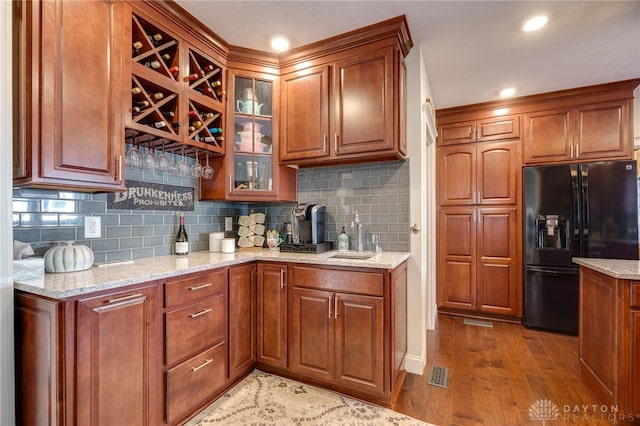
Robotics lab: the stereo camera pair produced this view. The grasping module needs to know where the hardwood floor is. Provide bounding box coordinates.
[394,314,631,426]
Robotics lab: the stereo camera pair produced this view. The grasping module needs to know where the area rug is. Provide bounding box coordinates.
[185,370,432,425]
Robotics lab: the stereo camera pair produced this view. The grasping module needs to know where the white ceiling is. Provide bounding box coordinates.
[176,1,640,110]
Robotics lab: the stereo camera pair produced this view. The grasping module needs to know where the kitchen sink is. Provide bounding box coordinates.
[327,252,374,260]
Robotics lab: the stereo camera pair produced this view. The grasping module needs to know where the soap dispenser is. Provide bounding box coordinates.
[338,226,349,252]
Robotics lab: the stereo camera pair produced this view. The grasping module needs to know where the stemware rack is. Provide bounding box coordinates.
[127,12,225,161]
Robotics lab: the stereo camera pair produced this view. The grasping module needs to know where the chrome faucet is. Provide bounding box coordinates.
[353,211,363,252]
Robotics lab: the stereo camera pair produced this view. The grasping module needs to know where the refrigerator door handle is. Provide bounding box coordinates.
[582,164,589,255]
[525,266,578,275]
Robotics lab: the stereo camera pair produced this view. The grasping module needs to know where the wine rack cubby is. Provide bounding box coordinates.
[127,11,226,159]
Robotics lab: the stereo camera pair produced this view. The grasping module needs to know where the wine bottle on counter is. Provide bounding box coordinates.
[175,212,189,256]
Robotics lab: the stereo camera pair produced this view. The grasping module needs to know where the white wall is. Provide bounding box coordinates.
[404,44,436,375]
[0,0,15,424]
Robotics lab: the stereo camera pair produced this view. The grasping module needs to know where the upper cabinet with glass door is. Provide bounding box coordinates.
[201,69,297,202]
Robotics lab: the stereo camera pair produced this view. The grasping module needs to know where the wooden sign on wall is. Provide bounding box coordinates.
[107,180,194,211]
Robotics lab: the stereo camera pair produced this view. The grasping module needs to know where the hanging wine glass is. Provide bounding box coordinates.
[191,148,202,178]
[176,145,190,177]
[202,152,214,179]
[142,140,157,170]
[126,135,141,168]
[156,141,171,172]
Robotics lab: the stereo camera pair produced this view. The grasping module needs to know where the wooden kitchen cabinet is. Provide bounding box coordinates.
[438,207,519,317]
[202,68,297,202]
[74,285,160,426]
[438,115,520,146]
[13,0,126,191]
[286,263,406,404]
[163,269,227,425]
[578,266,640,415]
[256,262,288,368]
[15,283,161,426]
[279,16,411,167]
[228,263,256,381]
[524,99,632,165]
[437,139,519,206]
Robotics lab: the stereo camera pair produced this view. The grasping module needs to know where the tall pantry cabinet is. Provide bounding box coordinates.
[436,114,522,318]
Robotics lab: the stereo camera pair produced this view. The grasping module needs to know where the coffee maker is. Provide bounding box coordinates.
[279,203,333,253]
[291,203,325,244]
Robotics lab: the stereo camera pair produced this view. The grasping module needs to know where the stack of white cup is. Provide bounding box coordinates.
[209,232,225,252]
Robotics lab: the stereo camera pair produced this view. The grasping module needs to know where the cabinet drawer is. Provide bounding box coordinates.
[631,282,640,308]
[165,295,225,365]
[165,342,226,425]
[290,265,384,296]
[165,269,226,308]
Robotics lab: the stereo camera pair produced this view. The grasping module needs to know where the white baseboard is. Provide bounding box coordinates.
[403,354,426,375]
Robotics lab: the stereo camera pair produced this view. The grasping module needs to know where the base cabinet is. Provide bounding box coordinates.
[578,266,640,415]
[256,263,288,368]
[228,263,256,381]
[15,284,160,426]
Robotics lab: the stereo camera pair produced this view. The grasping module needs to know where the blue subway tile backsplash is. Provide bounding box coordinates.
[12,159,409,261]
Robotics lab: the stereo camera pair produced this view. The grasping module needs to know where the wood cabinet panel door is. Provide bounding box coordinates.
[438,121,476,146]
[334,293,384,395]
[437,208,476,310]
[280,66,330,161]
[524,108,573,164]
[289,287,335,381]
[257,263,288,368]
[476,208,519,316]
[38,0,125,188]
[334,48,394,156]
[477,140,518,205]
[75,285,159,426]
[437,144,475,206]
[575,100,631,160]
[228,263,256,380]
[477,115,520,141]
[631,310,640,413]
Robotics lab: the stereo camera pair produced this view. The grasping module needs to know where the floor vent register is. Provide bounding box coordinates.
[427,365,449,389]
[463,318,493,328]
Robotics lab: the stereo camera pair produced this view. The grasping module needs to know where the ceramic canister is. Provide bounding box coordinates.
[209,232,225,252]
[221,238,236,253]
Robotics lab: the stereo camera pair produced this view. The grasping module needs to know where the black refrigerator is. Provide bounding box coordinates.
[523,160,639,334]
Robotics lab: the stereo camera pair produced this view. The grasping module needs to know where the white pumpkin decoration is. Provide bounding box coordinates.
[44,241,94,273]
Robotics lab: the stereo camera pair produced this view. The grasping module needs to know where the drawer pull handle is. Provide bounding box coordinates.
[189,283,212,291]
[191,358,213,372]
[190,308,212,318]
[280,269,285,289]
[334,295,339,319]
[107,293,143,304]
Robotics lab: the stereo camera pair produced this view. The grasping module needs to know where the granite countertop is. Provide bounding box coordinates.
[573,257,640,280]
[14,249,411,299]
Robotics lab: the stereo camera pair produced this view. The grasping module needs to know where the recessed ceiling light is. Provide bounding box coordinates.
[500,87,516,98]
[270,35,290,52]
[522,15,548,32]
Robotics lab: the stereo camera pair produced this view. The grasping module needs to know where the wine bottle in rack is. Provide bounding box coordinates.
[153,93,164,100]
[214,89,226,98]
[202,112,215,119]
[144,60,161,69]
[172,122,182,128]
[175,212,189,256]
[161,110,175,118]
[169,66,179,76]
[148,33,163,46]
[132,41,143,55]
[131,87,142,95]
[134,100,150,108]
[204,136,224,143]
[188,110,201,118]
[208,127,222,134]
[211,80,222,88]
[151,121,167,129]
[203,64,216,73]
[161,53,171,61]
